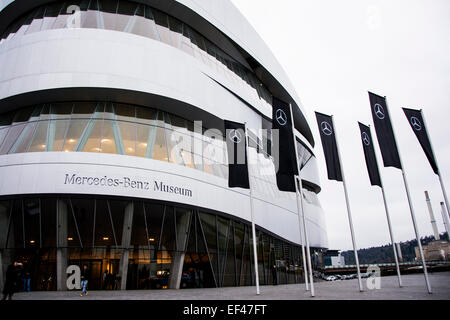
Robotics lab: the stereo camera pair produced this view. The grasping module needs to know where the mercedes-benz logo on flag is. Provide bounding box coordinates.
[410,116,422,131]
[362,132,370,146]
[275,109,287,126]
[320,121,333,136]
[228,129,242,144]
[374,103,385,120]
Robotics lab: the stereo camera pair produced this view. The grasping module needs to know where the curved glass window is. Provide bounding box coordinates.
[0,102,228,179]
[0,0,273,110]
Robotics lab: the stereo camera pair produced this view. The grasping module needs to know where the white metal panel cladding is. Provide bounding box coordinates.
[0,0,306,118]
[0,152,327,247]
[0,0,328,248]
[0,28,262,129]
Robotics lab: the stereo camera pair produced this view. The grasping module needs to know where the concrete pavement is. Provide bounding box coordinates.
[8,271,450,300]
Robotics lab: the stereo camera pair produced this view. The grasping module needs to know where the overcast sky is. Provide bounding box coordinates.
[231,0,450,250]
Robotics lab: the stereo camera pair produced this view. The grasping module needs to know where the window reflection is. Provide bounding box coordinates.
[0,101,235,180]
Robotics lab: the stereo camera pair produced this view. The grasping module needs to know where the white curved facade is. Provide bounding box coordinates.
[0,0,327,290]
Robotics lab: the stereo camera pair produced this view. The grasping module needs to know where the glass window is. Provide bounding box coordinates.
[114,103,135,121]
[152,125,169,162]
[83,1,100,28]
[72,102,97,119]
[69,198,95,248]
[99,0,118,30]
[135,106,155,125]
[24,6,46,35]
[130,5,153,38]
[50,102,73,119]
[0,128,9,150]
[50,119,70,151]
[62,119,89,152]
[7,200,24,248]
[0,201,11,249]
[166,129,185,166]
[12,106,34,124]
[0,111,14,129]
[80,118,101,152]
[115,1,135,32]
[160,206,175,251]
[0,124,26,154]
[23,199,41,248]
[41,3,63,31]
[168,15,183,49]
[8,122,37,154]
[100,120,118,154]
[135,123,150,158]
[153,9,172,46]
[117,120,136,156]
[199,212,218,276]
[41,198,56,248]
[130,202,148,247]
[145,203,165,249]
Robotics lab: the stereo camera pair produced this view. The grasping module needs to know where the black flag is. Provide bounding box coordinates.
[358,122,382,187]
[224,120,250,189]
[315,112,342,181]
[368,92,402,169]
[402,108,438,175]
[272,97,298,192]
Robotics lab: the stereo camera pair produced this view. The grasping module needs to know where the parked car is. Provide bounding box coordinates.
[325,275,337,281]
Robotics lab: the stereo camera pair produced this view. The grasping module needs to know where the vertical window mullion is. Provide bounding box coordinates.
[60,103,74,152]
[69,198,83,249]
[173,207,178,251]
[197,210,218,288]
[106,200,118,248]
[22,200,25,248]
[145,110,158,158]
[162,112,170,162]
[92,199,96,248]
[75,103,100,151]
[47,104,56,151]
[111,104,125,154]
[4,200,14,249]
[158,205,166,251]
[39,198,42,249]
[215,215,219,286]
[142,202,151,252]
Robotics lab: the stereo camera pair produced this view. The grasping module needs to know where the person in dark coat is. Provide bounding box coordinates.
[80,265,90,296]
[271,264,278,285]
[2,261,22,300]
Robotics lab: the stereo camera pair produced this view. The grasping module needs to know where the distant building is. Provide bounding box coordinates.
[415,241,450,261]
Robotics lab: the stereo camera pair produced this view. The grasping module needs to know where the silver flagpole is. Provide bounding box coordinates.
[369,125,402,287]
[244,124,260,295]
[289,104,314,297]
[385,100,431,293]
[296,176,315,297]
[332,115,364,292]
[300,223,310,291]
[420,110,450,218]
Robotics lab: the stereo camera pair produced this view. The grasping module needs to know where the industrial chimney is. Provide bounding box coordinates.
[425,191,440,240]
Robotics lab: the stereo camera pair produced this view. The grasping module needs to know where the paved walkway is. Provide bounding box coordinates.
[10,272,450,300]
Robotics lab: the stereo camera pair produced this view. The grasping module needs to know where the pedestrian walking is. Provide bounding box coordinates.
[23,265,31,292]
[80,265,90,296]
[2,261,22,300]
[272,264,278,285]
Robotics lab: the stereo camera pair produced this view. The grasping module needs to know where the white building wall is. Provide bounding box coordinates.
[0,1,328,248]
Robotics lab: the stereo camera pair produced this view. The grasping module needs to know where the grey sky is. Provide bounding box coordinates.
[231,0,450,250]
